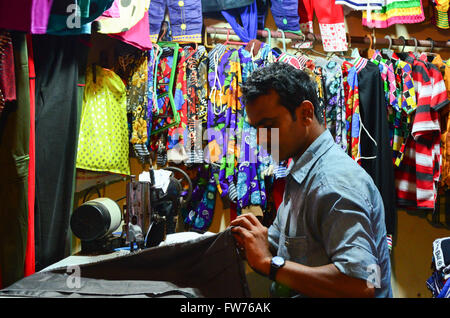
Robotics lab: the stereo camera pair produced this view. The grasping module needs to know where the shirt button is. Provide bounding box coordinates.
[181,24,186,30]
[283,18,288,25]
[178,1,184,6]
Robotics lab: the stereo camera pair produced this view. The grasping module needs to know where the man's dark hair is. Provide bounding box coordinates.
[241,62,323,124]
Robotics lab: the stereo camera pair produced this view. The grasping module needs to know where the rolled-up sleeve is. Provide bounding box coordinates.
[313,183,381,283]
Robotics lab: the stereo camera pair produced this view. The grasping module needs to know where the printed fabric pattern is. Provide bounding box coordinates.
[76,65,130,175]
[206,45,243,202]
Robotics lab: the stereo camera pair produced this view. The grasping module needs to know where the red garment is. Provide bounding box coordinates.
[0,30,16,113]
[297,0,347,52]
[108,11,152,51]
[272,177,286,212]
[24,34,35,277]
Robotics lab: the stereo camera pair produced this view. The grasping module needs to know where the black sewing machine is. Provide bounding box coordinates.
[70,167,192,254]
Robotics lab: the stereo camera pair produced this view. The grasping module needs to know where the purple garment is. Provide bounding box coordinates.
[270,0,300,31]
[0,0,53,34]
[149,0,203,42]
[221,0,257,43]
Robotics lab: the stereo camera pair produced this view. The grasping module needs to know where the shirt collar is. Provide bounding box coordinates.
[287,129,335,185]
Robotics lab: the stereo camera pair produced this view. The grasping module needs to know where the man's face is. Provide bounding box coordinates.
[246,90,308,162]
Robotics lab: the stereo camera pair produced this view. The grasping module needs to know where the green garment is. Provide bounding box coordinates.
[0,33,30,288]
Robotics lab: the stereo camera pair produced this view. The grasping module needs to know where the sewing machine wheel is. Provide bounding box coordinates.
[164,166,193,208]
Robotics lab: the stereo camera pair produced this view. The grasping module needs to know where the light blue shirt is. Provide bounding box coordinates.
[268,129,392,298]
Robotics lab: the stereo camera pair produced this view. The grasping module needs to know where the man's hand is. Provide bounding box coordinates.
[230,213,273,276]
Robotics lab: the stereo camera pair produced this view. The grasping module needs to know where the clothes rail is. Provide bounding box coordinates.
[205,26,450,49]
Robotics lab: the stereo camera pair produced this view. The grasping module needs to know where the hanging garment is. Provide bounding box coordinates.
[33,35,87,271]
[194,46,209,125]
[128,53,151,160]
[76,65,130,175]
[236,46,267,213]
[342,61,361,161]
[314,58,347,151]
[201,0,254,12]
[394,52,448,210]
[24,34,36,278]
[108,11,152,50]
[370,50,410,167]
[0,31,16,116]
[335,0,384,10]
[184,165,218,231]
[221,0,258,42]
[206,45,243,201]
[270,0,301,31]
[355,57,397,238]
[149,0,203,43]
[0,33,31,289]
[113,50,151,160]
[362,0,425,28]
[185,45,203,165]
[298,0,348,52]
[167,46,189,160]
[95,0,150,34]
[431,0,449,29]
[101,0,121,18]
[45,0,115,35]
[0,0,53,34]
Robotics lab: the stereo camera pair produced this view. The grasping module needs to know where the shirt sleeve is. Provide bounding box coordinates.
[268,209,282,255]
[313,183,381,283]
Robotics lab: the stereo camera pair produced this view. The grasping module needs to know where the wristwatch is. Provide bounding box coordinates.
[269,256,285,281]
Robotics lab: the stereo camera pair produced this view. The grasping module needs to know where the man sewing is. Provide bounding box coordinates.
[230,62,392,298]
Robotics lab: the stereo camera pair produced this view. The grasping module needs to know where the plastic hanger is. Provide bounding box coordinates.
[277,29,287,53]
[264,27,272,48]
[381,35,394,59]
[398,35,407,53]
[150,41,181,136]
[366,32,376,59]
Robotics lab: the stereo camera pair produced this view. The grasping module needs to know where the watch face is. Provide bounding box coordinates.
[272,256,285,267]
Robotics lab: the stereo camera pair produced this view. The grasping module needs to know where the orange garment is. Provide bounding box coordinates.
[429,54,450,187]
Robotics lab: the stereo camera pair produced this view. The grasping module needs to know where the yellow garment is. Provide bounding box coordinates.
[76,65,130,175]
[96,0,150,34]
[429,54,450,187]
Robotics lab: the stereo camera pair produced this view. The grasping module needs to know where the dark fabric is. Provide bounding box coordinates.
[0,229,250,298]
[0,272,202,298]
[0,32,30,289]
[357,61,397,237]
[33,35,84,271]
[201,0,255,12]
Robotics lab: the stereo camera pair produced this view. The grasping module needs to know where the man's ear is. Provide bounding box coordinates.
[296,100,315,125]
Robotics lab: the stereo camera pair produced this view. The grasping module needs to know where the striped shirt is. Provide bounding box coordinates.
[394,53,449,209]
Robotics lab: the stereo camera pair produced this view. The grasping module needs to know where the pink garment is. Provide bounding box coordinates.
[101,0,120,18]
[0,0,53,34]
[108,12,152,50]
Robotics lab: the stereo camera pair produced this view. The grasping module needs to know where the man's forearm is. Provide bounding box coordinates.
[259,259,375,298]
